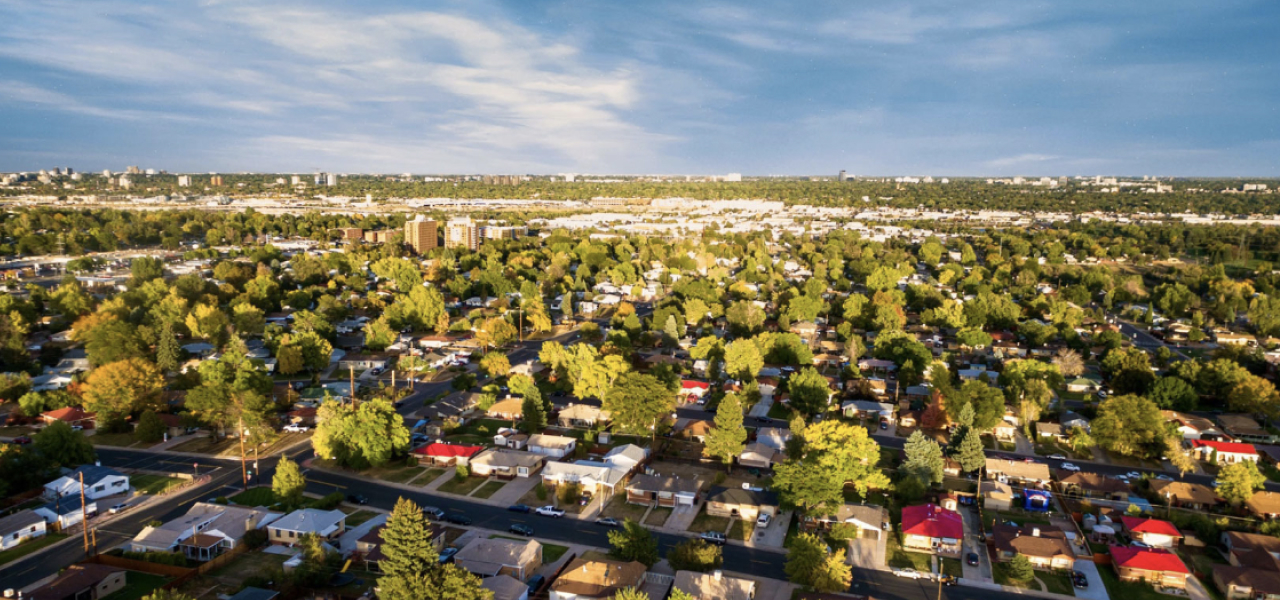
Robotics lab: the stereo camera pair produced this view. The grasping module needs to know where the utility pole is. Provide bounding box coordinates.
[238,416,248,488]
[349,365,356,405]
[79,472,89,556]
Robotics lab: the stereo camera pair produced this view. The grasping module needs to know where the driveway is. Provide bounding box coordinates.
[845,529,887,570]
[960,506,992,582]
[1071,560,1111,600]
[751,509,792,549]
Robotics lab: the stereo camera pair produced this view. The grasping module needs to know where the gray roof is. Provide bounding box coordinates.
[627,473,702,495]
[269,508,345,533]
[707,486,779,508]
[0,509,44,535]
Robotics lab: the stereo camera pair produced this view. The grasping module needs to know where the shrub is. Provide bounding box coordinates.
[712,472,727,486]
[243,529,268,549]
[536,482,548,501]
[559,482,581,504]
[455,464,470,480]
[311,492,344,511]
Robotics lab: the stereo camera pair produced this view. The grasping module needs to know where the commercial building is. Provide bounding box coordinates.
[405,215,439,254]
[210,175,223,186]
[446,217,479,250]
[177,175,192,187]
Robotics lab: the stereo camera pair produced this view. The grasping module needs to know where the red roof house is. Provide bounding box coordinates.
[1191,439,1259,464]
[900,504,964,557]
[680,380,710,400]
[413,443,483,467]
[1110,546,1190,589]
[40,407,95,429]
[1120,516,1183,548]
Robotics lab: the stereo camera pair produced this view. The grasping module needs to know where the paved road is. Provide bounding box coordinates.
[1118,321,1189,361]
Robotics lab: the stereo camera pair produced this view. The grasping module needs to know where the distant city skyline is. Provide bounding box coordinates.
[1,1,1277,176]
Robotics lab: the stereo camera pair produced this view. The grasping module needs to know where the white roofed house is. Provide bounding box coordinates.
[268,508,346,545]
[557,404,610,428]
[527,433,577,458]
[130,502,278,561]
[43,465,129,502]
[541,462,629,499]
[0,510,47,551]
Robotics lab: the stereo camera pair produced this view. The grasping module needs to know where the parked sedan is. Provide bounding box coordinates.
[1060,462,1081,472]
[595,517,621,528]
[1047,454,1067,460]
[11,435,31,445]
[507,504,532,514]
[966,552,980,567]
[1072,571,1089,589]
[509,523,534,536]
[347,494,369,505]
[437,547,459,564]
[443,513,472,526]
[700,531,726,546]
[893,568,926,580]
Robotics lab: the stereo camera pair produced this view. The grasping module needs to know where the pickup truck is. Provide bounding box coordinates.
[535,506,566,518]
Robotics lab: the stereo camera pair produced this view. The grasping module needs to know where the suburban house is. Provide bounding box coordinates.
[481,575,530,600]
[336,353,390,372]
[35,495,96,529]
[1219,414,1277,445]
[679,419,713,443]
[0,509,47,551]
[900,504,963,557]
[1164,411,1228,441]
[626,474,702,507]
[268,508,346,544]
[841,400,895,422]
[1061,411,1090,432]
[738,443,784,469]
[679,380,710,402]
[705,487,779,522]
[541,462,629,498]
[1149,480,1219,510]
[981,481,1015,511]
[673,570,756,600]
[992,524,1075,570]
[1246,492,1280,520]
[486,397,524,420]
[130,502,278,559]
[1034,422,1066,442]
[27,564,127,600]
[1224,532,1280,563]
[1192,440,1259,465]
[1065,377,1102,393]
[413,443,484,467]
[992,421,1018,443]
[1212,565,1280,600]
[527,434,577,458]
[802,503,889,539]
[755,427,791,451]
[455,537,542,580]
[39,406,96,429]
[548,557,646,600]
[1121,516,1182,549]
[1054,471,1131,501]
[985,459,1051,487]
[1109,546,1190,589]
[601,445,648,473]
[43,466,129,502]
[557,404,610,428]
[468,449,546,479]
[355,522,445,571]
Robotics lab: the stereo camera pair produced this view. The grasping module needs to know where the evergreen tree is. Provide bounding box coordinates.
[134,409,166,443]
[957,427,986,473]
[273,455,307,509]
[705,392,747,471]
[902,430,944,485]
[520,394,547,435]
[34,420,95,467]
[378,496,490,600]
[156,323,181,373]
[561,294,573,319]
[662,315,680,345]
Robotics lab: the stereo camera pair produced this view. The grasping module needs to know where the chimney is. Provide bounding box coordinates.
[1032,527,1041,537]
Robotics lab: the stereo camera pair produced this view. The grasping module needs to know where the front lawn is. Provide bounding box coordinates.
[0,533,68,566]
[372,464,427,484]
[131,475,182,495]
[687,509,730,534]
[1097,559,1175,600]
[992,562,1074,596]
[886,539,932,572]
[541,542,571,564]
[167,435,238,455]
[600,497,649,522]
[229,487,277,507]
[729,518,756,542]
[90,432,143,447]
[472,480,507,499]
[643,507,672,527]
[438,476,488,496]
[99,572,170,600]
[767,401,793,420]
[940,558,963,578]
[345,510,380,527]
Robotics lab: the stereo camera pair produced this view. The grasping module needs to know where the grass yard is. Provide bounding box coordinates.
[644,507,673,527]
[90,432,142,447]
[728,518,756,541]
[168,435,238,455]
[767,401,793,421]
[1097,559,1175,600]
[0,533,68,566]
[345,510,380,527]
[687,510,731,534]
[601,497,649,522]
[229,487,277,507]
[472,480,507,499]
[0,426,37,437]
[992,562,1074,596]
[131,474,182,495]
[542,542,571,564]
[371,464,427,484]
[416,468,446,485]
[438,476,489,496]
[940,558,963,579]
[99,572,171,600]
[886,538,933,572]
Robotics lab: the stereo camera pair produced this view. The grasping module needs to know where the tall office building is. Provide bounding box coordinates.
[177,175,192,187]
[291,175,303,186]
[326,173,338,187]
[210,175,224,186]
[405,215,439,255]
[445,217,479,251]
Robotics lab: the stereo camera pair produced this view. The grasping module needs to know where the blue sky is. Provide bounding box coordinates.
[1,0,1278,175]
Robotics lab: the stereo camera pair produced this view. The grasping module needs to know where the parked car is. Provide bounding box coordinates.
[595,517,621,528]
[422,506,446,520]
[11,435,31,445]
[283,424,309,433]
[535,506,565,518]
[526,574,546,593]
[893,568,926,580]
[1155,474,1174,481]
[756,513,772,528]
[1061,462,1080,472]
[509,523,534,536]
[1126,471,1142,479]
[444,513,472,526]
[507,504,531,513]
[700,531,726,546]
[347,494,368,505]
[109,503,128,514]
[879,420,889,430]
[1048,454,1067,460]
[438,547,459,564]
[966,552,979,567]
[1072,571,1088,589]
[579,493,592,506]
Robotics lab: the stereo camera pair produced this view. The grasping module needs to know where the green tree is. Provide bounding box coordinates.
[156,323,181,373]
[812,547,853,593]
[378,496,491,600]
[705,392,747,471]
[1227,375,1280,418]
[613,590,650,600]
[1068,426,1094,454]
[787,367,832,416]
[134,410,167,443]
[773,421,889,512]
[273,455,307,509]
[944,380,1005,431]
[520,394,547,435]
[1007,555,1034,582]
[479,353,510,378]
[1091,394,1168,459]
[957,428,986,473]
[1217,460,1267,504]
[1101,347,1156,396]
[1148,376,1198,411]
[724,339,764,381]
[666,538,722,572]
[785,532,847,589]
[277,344,304,376]
[311,399,410,469]
[608,519,659,567]
[903,430,944,485]
[82,358,165,422]
[34,420,95,467]
[603,373,675,439]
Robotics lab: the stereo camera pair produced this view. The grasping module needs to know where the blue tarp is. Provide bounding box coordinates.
[1024,489,1052,512]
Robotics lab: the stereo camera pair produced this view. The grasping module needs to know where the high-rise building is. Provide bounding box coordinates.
[445,217,479,251]
[326,173,338,187]
[338,227,363,240]
[838,170,847,181]
[405,215,439,255]
[177,175,192,187]
[480,225,528,241]
[364,230,394,244]
[210,175,224,186]
[291,175,303,186]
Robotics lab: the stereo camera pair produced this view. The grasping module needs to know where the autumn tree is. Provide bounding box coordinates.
[1217,461,1266,505]
[82,358,164,422]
